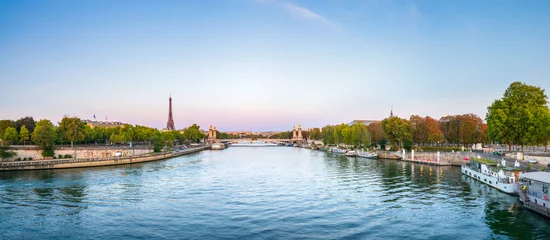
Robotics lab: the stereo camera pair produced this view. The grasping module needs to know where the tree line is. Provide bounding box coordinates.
[0,116,207,159]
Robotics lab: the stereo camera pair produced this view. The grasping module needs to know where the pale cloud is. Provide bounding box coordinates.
[255,0,341,32]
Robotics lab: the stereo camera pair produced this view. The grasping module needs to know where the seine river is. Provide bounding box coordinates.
[1,147,550,239]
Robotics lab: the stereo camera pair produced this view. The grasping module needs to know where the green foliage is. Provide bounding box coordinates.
[109,134,124,144]
[58,154,64,159]
[471,158,496,165]
[15,117,35,134]
[322,125,335,145]
[58,116,86,147]
[541,166,547,172]
[278,131,291,139]
[41,148,55,157]
[3,127,19,145]
[0,145,17,160]
[182,124,205,143]
[19,125,30,142]
[32,119,57,151]
[149,135,163,152]
[487,82,549,152]
[0,120,16,141]
[381,117,412,150]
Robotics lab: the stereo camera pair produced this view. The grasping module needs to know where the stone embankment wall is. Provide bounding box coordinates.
[524,155,550,165]
[7,146,152,160]
[0,146,208,171]
[397,151,504,166]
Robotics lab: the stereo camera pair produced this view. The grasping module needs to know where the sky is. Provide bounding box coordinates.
[1,0,549,131]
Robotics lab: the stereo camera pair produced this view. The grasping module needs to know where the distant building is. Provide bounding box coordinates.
[348,120,378,126]
[82,119,125,128]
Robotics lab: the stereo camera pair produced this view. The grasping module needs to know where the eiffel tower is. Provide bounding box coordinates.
[166,94,176,130]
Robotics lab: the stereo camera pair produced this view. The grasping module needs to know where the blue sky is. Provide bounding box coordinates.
[1,0,549,131]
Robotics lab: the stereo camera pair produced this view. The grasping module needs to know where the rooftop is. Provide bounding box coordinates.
[520,172,550,183]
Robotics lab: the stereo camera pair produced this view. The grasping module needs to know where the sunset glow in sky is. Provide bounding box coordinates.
[1,0,549,131]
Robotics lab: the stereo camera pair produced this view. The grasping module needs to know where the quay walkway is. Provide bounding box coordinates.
[0,146,209,171]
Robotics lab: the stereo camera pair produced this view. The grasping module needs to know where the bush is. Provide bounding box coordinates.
[541,166,547,172]
[153,145,162,153]
[64,154,72,158]
[28,157,33,160]
[42,148,55,157]
[58,154,63,159]
[16,157,21,161]
[23,157,27,161]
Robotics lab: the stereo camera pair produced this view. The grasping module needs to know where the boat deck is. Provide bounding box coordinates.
[517,188,550,217]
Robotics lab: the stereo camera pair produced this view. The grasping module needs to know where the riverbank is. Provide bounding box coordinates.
[0,146,209,171]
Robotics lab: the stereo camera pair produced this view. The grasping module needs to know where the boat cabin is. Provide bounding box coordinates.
[519,172,550,208]
[469,158,523,184]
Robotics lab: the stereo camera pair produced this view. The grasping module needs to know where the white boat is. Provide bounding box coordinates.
[461,158,523,194]
[345,151,357,157]
[331,147,346,154]
[357,151,378,159]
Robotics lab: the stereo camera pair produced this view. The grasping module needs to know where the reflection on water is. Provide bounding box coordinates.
[1,148,549,239]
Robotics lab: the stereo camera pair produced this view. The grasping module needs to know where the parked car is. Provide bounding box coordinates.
[493,151,505,156]
[528,159,537,164]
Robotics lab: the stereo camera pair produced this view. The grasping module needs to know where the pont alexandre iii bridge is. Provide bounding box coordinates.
[208,125,308,145]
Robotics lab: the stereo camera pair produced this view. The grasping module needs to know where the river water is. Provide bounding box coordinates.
[1,147,550,239]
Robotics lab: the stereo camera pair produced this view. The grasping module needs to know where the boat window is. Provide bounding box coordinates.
[529,180,533,186]
[489,181,492,184]
[543,184,548,194]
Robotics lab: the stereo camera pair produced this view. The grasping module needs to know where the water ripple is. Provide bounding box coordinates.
[1,147,549,239]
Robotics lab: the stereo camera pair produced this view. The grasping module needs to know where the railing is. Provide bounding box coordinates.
[0,147,207,168]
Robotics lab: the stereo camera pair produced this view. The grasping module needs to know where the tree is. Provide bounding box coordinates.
[0,120,15,140]
[351,122,371,147]
[58,116,86,148]
[110,134,124,144]
[425,116,444,144]
[19,125,30,143]
[409,115,426,145]
[381,117,412,150]
[32,119,57,157]
[459,114,484,147]
[15,117,36,134]
[367,121,386,147]
[3,127,18,145]
[309,128,322,140]
[322,125,335,145]
[486,82,549,154]
[182,124,205,143]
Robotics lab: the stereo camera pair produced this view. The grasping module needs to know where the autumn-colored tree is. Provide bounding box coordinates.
[409,115,428,145]
[425,116,444,144]
[367,121,385,144]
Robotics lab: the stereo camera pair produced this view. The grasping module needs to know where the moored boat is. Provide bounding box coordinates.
[345,150,357,157]
[516,172,550,217]
[331,147,347,154]
[461,158,523,194]
[357,151,377,159]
